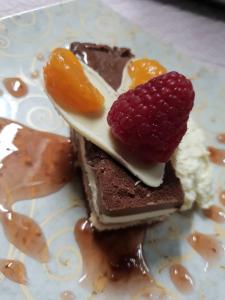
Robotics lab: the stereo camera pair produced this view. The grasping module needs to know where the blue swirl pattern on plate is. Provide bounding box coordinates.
[0,0,224,299]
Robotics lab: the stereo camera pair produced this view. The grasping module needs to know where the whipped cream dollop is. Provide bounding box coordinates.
[172,118,212,210]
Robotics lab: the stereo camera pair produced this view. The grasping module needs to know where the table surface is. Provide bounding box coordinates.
[0,0,225,70]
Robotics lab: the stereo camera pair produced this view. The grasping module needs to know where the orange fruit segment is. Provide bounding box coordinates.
[128,58,167,89]
[43,48,104,114]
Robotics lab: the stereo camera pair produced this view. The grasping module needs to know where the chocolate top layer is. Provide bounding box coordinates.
[70,42,134,90]
[84,140,184,216]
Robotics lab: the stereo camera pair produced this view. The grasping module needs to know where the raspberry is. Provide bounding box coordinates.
[107,71,195,163]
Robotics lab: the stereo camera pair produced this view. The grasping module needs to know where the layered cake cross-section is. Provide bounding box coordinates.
[69,43,184,230]
[43,42,212,230]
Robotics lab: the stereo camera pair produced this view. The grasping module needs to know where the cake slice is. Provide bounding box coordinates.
[70,43,184,230]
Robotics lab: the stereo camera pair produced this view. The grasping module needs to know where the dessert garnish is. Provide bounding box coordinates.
[108,71,195,163]
[44,48,165,187]
[128,58,166,88]
[44,48,104,114]
[172,118,213,210]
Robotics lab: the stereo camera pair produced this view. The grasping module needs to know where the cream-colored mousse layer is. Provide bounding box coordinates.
[172,118,212,210]
[78,135,175,225]
[46,60,165,187]
[90,212,166,231]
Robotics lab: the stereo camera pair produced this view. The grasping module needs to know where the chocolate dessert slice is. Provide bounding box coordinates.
[70,42,184,230]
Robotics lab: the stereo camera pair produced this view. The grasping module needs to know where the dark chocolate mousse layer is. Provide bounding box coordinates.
[70,42,184,228]
[70,42,134,90]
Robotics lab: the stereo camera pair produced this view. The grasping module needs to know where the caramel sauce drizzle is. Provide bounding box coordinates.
[0,118,73,268]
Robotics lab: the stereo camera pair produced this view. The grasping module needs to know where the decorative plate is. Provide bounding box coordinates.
[0,0,224,299]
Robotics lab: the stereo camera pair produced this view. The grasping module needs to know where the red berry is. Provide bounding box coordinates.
[107,71,195,163]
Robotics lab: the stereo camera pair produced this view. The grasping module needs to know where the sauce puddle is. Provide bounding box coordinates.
[60,290,76,300]
[208,147,225,166]
[74,218,167,298]
[31,71,39,79]
[169,264,194,294]
[217,133,225,144]
[0,259,27,284]
[0,118,74,267]
[36,52,44,61]
[187,231,224,265]
[220,191,225,206]
[3,78,28,98]
[203,205,225,223]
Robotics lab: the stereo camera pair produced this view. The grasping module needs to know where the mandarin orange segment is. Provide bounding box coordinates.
[43,48,104,114]
[128,58,167,89]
